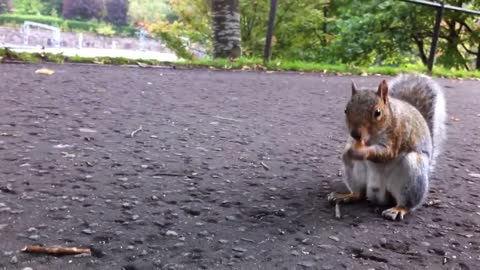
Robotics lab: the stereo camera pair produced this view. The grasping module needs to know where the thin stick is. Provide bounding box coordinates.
[335,203,342,219]
[213,116,243,122]
[130,125,143,138]
[22,245,91,255]
[260,161,270,170]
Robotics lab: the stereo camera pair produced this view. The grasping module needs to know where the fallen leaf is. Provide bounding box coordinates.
[35,68,55,75]
[137,62,149,68]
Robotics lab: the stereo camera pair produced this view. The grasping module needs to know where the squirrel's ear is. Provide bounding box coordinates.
[377,80,389,103]
[351,80,358,96]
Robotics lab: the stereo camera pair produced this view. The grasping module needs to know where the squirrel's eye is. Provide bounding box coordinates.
[374,109,382,118]
[344,109,347,114]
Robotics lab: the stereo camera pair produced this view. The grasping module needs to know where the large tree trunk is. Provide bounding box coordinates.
[0,0,12,14]
[211,0,241,59]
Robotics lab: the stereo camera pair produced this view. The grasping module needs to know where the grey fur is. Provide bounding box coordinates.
[388,73,447,172]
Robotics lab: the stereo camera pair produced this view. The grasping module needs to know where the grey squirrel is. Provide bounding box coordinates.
[328,74,447,221]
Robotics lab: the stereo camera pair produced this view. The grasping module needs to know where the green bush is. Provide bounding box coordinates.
[0,14,62,26]
[0,14,136,37]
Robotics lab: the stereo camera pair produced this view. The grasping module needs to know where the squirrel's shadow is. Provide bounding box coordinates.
[236,179,396,233]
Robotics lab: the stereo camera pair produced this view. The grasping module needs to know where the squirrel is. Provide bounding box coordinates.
[228,44,241,62]
[327,74,447,221]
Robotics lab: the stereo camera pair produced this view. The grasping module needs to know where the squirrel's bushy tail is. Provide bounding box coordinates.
[388,74,447,172]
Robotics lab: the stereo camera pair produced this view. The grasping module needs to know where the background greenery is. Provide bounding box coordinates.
[0,0,479,72]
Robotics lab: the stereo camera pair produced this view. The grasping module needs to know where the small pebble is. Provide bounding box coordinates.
[198,231,209,237]
[291,250,301,256]
[421,241,431,247]
[28,235,40,240]
[174,242,185,248]
[328,236,339,242]
[380,238,387,245]
[82,229,93,235]
[166,230,178,237]
[10,255,18,264]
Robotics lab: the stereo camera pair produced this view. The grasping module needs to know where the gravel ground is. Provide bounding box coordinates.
[0,63,479,270]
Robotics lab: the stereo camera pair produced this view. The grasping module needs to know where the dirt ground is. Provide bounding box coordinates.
[0,63,479,270]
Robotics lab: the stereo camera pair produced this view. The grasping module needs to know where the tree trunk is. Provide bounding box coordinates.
[413,35,428,66]
[0,0,12,14]
[211,0,241,59]
[477,42,480,70]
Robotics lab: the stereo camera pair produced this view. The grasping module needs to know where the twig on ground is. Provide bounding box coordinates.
[130,126,143,138]
[260,161,270,171]
[213,116,243,122]
[335,203,342,219]
[22,245,91,256]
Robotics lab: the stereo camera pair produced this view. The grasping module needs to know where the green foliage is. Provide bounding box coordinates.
[0,13,62,25]
[12,0,43,15]
[128,0,170,25]
[150,22,194,60]
[95,22,116,36]
[41,0,62,16]
[148,0,210,60]
[2,0,479,72]
[2,47,480,79]
[0,13,136,36]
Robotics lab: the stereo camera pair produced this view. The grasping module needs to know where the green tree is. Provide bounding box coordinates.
[40,0,62,16]
[12,0,44,15]
[128,0,170,25]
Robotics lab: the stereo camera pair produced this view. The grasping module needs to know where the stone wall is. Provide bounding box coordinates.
[0,26,168,52]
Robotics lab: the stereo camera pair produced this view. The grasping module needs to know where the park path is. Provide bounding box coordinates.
[0,63,479,270]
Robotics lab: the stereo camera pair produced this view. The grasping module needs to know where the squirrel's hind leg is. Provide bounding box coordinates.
[382,152,429,221]
[328,153,368,204]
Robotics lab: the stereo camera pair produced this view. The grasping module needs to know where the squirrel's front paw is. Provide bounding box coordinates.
[347,147,369,160]
[327,192,364,205]
[382,207,409,221]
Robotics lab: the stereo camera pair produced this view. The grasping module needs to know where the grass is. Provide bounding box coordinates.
[1,48,479,79]
[181,57,480,79]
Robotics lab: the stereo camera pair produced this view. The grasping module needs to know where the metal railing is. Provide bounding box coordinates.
[401,0,480,73]
[263,0,480,72]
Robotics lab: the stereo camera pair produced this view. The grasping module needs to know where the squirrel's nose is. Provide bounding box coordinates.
[350,129,362,140]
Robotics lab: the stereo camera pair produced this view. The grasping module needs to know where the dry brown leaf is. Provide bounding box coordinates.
[35,68,55,75]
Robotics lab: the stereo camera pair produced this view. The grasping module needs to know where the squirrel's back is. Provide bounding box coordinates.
[388,74,447,171]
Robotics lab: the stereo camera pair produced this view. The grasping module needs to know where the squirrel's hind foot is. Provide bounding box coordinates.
[327,192,365,205]
[382,206,409,221]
